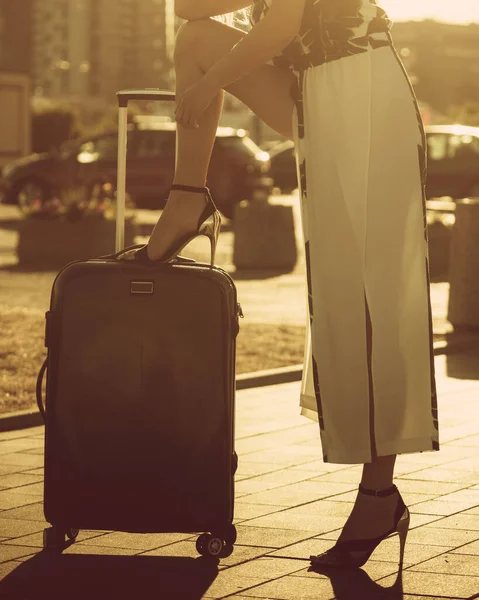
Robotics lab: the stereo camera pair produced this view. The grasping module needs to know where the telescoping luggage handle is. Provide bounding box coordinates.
[115,89,176,252]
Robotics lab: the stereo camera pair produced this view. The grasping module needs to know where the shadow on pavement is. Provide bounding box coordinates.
[309,565,404,599]
[0,552,219,600]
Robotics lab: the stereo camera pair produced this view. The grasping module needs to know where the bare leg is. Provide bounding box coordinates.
[146,18,296,260]
[338,454,399,543]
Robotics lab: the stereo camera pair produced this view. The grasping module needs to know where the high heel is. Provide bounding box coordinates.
[310,484,410,569]
[134,184,221,266]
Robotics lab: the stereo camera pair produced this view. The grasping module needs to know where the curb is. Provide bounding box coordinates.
[1,334,478,433]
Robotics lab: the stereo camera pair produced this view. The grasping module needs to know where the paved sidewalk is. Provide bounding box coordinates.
[0,350,479,599]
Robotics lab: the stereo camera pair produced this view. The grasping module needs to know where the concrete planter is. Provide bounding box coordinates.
[448,198,479,328]
[16,214,139,268]
[233,200,297,271]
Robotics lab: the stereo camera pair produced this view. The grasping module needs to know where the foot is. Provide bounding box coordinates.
[310,487,401,568]
[146,187,210,261]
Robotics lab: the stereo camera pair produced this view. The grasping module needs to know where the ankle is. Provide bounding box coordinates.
[359,483,397,497]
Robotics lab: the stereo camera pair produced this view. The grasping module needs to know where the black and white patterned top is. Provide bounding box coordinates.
[251,0,393,71]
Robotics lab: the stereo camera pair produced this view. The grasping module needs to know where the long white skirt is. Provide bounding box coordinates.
[294,44,439,464]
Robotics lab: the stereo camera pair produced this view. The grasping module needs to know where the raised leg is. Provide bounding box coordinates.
[146,18,296,260]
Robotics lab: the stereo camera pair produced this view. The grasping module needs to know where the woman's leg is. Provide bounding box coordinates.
[146,18,296,260]
[338,454,399,543]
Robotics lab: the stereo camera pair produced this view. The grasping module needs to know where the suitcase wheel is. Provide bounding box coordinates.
[43,527,66,552]
[66,528,80,541]
[196,533,233,558]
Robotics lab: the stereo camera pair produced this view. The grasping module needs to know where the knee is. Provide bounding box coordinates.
[174,19,210,64]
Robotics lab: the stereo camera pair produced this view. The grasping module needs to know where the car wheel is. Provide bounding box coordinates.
[16,180,50,214]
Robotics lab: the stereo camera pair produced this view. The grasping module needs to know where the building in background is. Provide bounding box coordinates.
[0,0,32,167]
[32,0,179,105]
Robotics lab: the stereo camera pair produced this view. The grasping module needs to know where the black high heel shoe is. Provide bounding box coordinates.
[134,184,221,265]
[310,484,410,569]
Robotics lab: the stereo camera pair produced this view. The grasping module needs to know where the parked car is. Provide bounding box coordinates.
[267,124,479,200]
[0,118,272,219]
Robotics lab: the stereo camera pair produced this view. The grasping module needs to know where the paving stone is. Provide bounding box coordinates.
[409,513,449,528]
[439,488,479,504]
[267,538,336,560]
[293,559,400,581]
[369,538,453,566]
[235,462,285,477]
[406,526,479,547]
[22,448,44,456]
[288,461,347,474]
[0,491,42,510]
[0,518,45,539]
[62,544,139,556]
[0,502,45,522]
[285,499,353,517]
[2,529,104,549]
[408,552,479,576]
[242,511,344,534]
[400,467,479,483]
[0,561,21,578]
[0,428,43,442]
[238,488,320,507]
[234,525,314,548]
[0,465,25,476]
[82,531,194,551]
[238,574,334,599]
[0,453,44,468]
[22,467,44,476]
[246,469,318,486]
[8,482,43,497]
[411,499,479,516]
[0,439,43,455]
[451,540,479,555]
[202,572,270,599]
[393,480,467,495]
[235,479,286,495]
[222,557,306,580]
[423,513,479,531]
[0,473,43,490]
[379,571,479,598]
[234,502,284,520]
[142,541,272,568]
[0,544,38,563]
[312,469,363,484]
[240,482,353,508]
[449,434,479,448]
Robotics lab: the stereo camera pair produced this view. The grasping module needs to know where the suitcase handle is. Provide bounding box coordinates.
[36,358,47,421]
[116,89,176,252]
[99,244,197,264]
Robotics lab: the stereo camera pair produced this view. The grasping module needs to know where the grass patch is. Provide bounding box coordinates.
[0,306,45,414]
[0,306,305,415]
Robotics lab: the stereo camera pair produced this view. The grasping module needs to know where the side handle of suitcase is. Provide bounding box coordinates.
[115,89,176,252]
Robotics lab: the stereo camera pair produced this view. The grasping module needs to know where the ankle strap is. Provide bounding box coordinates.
[171,184,209,194]
[359,483,398,498]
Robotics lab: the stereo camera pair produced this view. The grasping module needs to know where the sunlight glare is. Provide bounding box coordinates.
[379,0,479,24]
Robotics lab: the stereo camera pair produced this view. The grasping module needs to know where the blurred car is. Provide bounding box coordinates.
[0,118,272,219]
[266,124,479,200]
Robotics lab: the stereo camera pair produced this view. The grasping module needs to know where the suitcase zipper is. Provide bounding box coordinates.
[236,303,244,319]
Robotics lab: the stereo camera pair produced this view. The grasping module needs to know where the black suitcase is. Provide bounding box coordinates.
[37,89,241,558]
